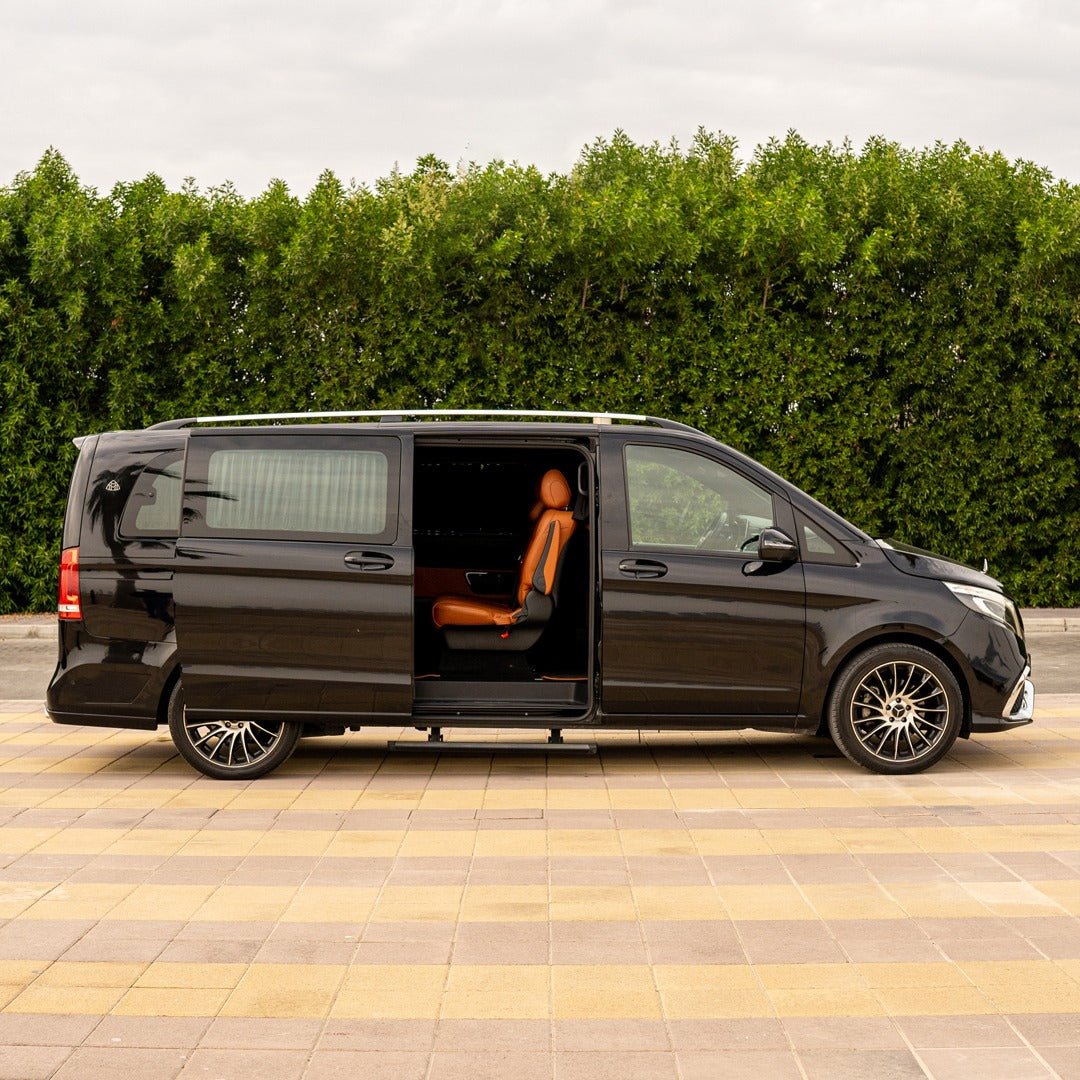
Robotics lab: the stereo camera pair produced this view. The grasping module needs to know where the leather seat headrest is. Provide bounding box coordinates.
[539,469,572,510]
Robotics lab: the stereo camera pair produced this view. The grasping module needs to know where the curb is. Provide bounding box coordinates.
[1023,619,1080,634]
[0,623,55,641]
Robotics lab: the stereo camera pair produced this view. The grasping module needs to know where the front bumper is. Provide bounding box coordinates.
[971,666,1034,733]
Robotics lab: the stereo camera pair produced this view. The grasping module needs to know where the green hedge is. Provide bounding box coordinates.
[3,132,1080,611]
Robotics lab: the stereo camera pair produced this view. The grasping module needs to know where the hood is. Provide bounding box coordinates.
[876,538,1006,592]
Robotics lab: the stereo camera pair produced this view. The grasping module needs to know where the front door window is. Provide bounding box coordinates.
[624,444,775,554]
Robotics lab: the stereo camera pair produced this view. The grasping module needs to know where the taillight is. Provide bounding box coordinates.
[58,547,81,620]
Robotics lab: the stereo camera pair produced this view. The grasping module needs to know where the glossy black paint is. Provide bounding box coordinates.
[48,431,182,725]
[46,419,1032,743]
[174,431,413,722]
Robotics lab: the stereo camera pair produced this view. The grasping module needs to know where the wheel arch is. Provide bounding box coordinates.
[814,631,972,738]
[156,661,182,726]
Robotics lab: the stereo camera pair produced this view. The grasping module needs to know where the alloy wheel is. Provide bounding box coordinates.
[182,713,287,770]
[849,660,951,764]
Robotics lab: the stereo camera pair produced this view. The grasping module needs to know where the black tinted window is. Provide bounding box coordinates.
[119,452,183,538]
[796,511,856,565]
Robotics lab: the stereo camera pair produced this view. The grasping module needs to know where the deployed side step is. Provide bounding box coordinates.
[388,727,596,755]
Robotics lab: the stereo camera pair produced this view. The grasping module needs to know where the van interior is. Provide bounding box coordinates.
[412,443,593,719]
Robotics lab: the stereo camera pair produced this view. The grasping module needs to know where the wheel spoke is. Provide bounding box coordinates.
[857,720,892,740]
[858,681,889,706]
[251,721,284,740]
[908,689,943,704]
[908,672,933,697]
[911,726,934,747]
[915,718,945,732]
[897,664,917,696]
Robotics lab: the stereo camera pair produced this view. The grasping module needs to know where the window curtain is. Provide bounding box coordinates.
[207,449,388,535]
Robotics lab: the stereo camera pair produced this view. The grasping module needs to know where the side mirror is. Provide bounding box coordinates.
[758,527,798,563]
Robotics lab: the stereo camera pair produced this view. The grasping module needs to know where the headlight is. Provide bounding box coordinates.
[944,581,1022,636]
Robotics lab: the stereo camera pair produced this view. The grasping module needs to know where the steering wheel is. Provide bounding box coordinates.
[698,509,732,549]
[739,534,761,552]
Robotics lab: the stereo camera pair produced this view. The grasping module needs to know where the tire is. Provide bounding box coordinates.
[167,680,301,780]
[826,643,962,775]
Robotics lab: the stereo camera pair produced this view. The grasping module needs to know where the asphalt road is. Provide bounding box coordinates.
[1,632,1074,702]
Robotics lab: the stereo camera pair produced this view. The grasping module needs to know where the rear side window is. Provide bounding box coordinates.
[119,451,184,539]
[207,449,388,535]
[183,435,400,543]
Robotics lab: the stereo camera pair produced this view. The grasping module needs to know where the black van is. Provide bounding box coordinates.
[47,409,1034,779]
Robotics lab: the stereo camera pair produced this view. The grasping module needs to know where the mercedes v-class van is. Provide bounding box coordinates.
[46,410,1034,779]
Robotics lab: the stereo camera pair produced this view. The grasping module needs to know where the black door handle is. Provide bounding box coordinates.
[344,551,395,571]
[618,558,667,579]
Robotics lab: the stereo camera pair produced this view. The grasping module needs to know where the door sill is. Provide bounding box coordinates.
[413,677,588,716]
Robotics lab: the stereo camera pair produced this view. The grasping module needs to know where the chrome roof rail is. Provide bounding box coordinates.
[147,408,708,436]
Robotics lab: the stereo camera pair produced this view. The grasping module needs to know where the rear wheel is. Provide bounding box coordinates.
[167,681,300,780]
[827,644,962,774]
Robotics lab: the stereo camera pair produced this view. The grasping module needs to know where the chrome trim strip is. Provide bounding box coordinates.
[195,408,652,423]
[150,409,709,436]
[195,408,701,430]
[1009,680,1035,722]
[1002,666,1032,717]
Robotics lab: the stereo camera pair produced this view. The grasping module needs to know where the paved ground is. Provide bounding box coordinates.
[0,637,1077,1078]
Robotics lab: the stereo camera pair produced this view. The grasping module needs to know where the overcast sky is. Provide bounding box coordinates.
[2,0,1079,195]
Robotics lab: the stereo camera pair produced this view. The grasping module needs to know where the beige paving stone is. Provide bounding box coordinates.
[5,984,127,1015]
[428,1049,552,1080]
[678,1049,801,1080]
[441,965,549,1019]
[333,965,445,1019]
[112,986,231,1016]
[134,961,246,989]
[553,965,661,1019]
[221,963,345,1018]
[918,1046,1055,1079]
[22,882,135,920]
[50,1046,189,1080]
[85,1014,210,1047]
[177,1048,308,1079]
[104,884,214,921]
[472,830,548,857]
[303,1049,431,1080]
[33,961,147,988]
[192,885,298,922]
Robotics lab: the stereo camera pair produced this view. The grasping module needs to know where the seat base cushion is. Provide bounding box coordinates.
[432,595,517,628]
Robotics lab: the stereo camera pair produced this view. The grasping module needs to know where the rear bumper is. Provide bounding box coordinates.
[46,707,159,731]
[46,623,175,731]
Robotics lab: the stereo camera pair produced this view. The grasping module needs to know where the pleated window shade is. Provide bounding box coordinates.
[206,449,388,536]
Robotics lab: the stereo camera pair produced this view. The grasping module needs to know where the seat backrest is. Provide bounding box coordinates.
[517,470,576,606]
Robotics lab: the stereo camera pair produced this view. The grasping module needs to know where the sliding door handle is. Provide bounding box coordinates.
[618,558,667,579]
[344,551,394,571]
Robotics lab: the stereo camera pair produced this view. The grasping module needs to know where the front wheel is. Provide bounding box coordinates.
[827,644,962,774]
[167,681,300,780]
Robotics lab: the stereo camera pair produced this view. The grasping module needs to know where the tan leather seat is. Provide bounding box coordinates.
[432,469,576,636]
